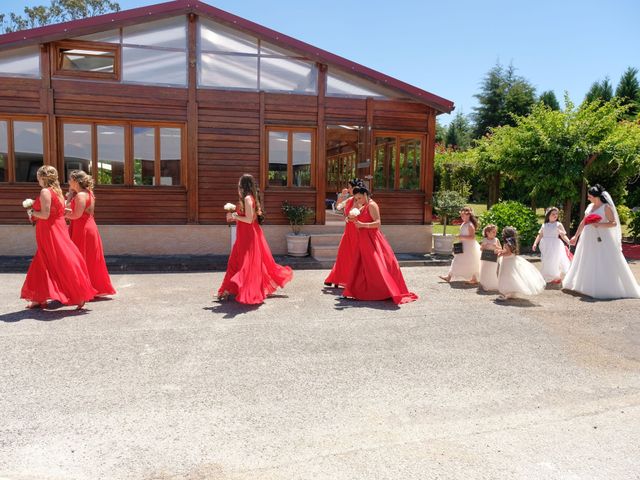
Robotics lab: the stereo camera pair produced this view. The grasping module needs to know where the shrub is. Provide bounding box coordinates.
[479,201,539,248]
[629,210,640,242]
[617,204,631,225]
[282,202,314,235]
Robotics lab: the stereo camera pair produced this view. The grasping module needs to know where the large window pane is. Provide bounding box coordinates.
[63,124,92,182]
[268,131,288,187]
[199,53,258,89]
[0,46,40,77]
[260,58,317,93]
[327,69,396,98]
[399,138,422,190]
[97,125,124,185]
[123,17,186,49]
[0,121,7,182]
[292,132,311,187]
[133,127,155,186]
[325,125,365,195]
[199,19,257,54]
[14,122,43,182]
[74,30,120,43]
[160,127,181,186]
[374,137,396,190]
[122,47,186,86]
[60,48,115,73]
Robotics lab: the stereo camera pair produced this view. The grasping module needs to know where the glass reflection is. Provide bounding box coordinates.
[63,124,92,182]
[160,127,181,186]
[14,121,43,182]
[97,125,125,185]
[0,121,7,182]
[268,131,288,186]
[133,127,155,186]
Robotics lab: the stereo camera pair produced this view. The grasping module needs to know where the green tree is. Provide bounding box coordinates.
[435,120,446,145]
[444,111,472,150]
[476,95,640,230]
[615,67,640,120]
[538,90,560,110]
[1,0,120,33]
[584,77,614,103]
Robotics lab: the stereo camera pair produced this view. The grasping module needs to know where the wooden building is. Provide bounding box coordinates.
[0,0,454,257]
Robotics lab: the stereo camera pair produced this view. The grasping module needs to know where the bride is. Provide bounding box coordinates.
[563,184,640,299]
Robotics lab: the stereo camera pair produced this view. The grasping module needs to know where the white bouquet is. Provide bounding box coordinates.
[224,202,236,212]
[22,198,35,225]
[348,207,361,217]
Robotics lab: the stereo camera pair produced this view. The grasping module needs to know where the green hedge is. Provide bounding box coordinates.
[479,201,540,247]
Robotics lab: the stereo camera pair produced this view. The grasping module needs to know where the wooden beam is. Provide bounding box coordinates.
[186,12,199,223]
[424,110,436,224]
[366,97,374,189]
[259,91,266,192]
[316,63,327,224]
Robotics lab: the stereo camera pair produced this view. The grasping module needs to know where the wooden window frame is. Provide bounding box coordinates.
[58,118,186,187]
[52,40,121,81]
[264,126,316,189]
[0,115,48,184]
[372,131,426,192]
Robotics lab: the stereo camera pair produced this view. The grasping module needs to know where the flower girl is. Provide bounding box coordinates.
[532,207,571,283]
[497,226,546,301]
[479,224,501,291]
[439,206,481,284]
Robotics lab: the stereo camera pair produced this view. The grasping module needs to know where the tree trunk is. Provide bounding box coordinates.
[579,178,588,222]
[563,198,573,234]
[487,172,500,208]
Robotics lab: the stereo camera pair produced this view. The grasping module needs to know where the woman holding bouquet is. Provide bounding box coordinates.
[66,170,116,297]
[342,186,417,304]
[21,166,96,309]
[563,184,640,299]
[217,174,293,304]
[324,178,363,288]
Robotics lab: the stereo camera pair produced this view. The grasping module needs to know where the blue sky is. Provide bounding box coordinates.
[2,0,639,125]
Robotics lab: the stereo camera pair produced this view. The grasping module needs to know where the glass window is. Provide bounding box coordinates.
[325,125,366,196]
[0,46,40,77]
[73,30,120,43]
[133,126,155,186]
[14,122,43,182]
[268,131,288,187]
[199,19,257,54]
[0,121,7,182]
[97,125,125,185]
[327,69,397,98]
[59,47,115,73]
[199,53,257,89]
[374,136,396,190]
[123,17,186,49]
[63,124,92,182]
[160,127,181,186]
[292,132,312,187]
[399,137,422,190]
[122,47,187,86]
[260,57,317,93]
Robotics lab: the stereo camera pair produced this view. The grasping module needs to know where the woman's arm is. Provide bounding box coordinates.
[31,189,51,220]
[355,202,381,229]
[531,228,543,252]
[458,223,476,240]
[65,192,87,220]
[228,195,255,224]
[570,218,586,245]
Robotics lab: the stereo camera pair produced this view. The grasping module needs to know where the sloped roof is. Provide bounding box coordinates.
[0,0,454,113]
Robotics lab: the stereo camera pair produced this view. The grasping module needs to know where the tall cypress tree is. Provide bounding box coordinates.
[584,77,614,103]
[538,90,561,110]
[615,67,640,120]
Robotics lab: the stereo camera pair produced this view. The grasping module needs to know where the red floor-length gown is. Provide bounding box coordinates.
[218,196,293,304]
[21,189,97,306]
[342,202,418,304]
[324,196,358,287]
[69,192,116,296]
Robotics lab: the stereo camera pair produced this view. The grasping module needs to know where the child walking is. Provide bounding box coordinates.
[439,206,481,284]
[479,224,501,291]
[532,207,572,283]
[497,226,546,301]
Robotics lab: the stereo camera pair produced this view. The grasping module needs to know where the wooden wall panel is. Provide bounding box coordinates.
[371,191,425,225]
[0,78,41,114]
[263,189,317,225]
[324,97,366,124]
[264,94,317,125]
[373,100,430,132]
[0,185,42,224]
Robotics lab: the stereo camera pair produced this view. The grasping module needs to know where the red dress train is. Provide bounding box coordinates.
[218,196,293,304]
[324,197,358,287]
[342,202,418,305]
[69,192,116,296]
[21,189,97,306]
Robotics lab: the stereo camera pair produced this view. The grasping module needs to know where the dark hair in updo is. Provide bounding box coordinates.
[588,184,608,203]
[352,185,370,197]
[348,178,364,188]
[502,226,520,254]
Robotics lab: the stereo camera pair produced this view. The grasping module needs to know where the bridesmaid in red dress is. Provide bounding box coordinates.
[66,170,116,297]
[324,178,363,288]
[21,166,97,309]
[342,186,418,304]
[217,174,293,304]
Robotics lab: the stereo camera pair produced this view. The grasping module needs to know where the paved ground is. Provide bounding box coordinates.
[1,263,639,480]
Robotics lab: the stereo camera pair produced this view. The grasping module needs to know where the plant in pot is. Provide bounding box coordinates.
[432,190,467,255]
[282,201,314,256]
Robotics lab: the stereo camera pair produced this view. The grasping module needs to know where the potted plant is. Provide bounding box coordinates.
[282,201,314,256]
[432,190,467,255]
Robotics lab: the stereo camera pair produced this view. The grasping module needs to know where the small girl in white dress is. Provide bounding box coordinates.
[479,224,501,291]
[497,226,546,301]
[532,207,572,283]
[439,206,481,284]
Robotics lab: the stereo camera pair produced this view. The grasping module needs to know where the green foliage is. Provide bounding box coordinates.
[585,77,613,103]
[432,190,468,236]
[444,112,473,150]
[617,205,631,225]
[615,67,640,120]
[628,210,640,242]
[538,90,560,110]
[1,0,120,33]
[479,201,540,247]
[434,146,482,201]
[281,202,313,235]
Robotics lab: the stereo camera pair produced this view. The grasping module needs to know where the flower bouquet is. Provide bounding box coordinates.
[348,207,361,217]
[22,198,35,226]
[584,213,602,242]
[224,202,236,227]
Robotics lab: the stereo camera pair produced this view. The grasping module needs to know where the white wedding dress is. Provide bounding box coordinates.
[539,221,571,282]
[498,254,546,297]
[448,223,481,281]
[563,203,640,299]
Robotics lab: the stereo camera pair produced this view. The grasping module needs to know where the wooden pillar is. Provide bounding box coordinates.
[365,97,374,189]
[40,44,58,172]
[424,111,436,224]
[186,13,199,223]
[315,63,327,224]
[259,91,266,192]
